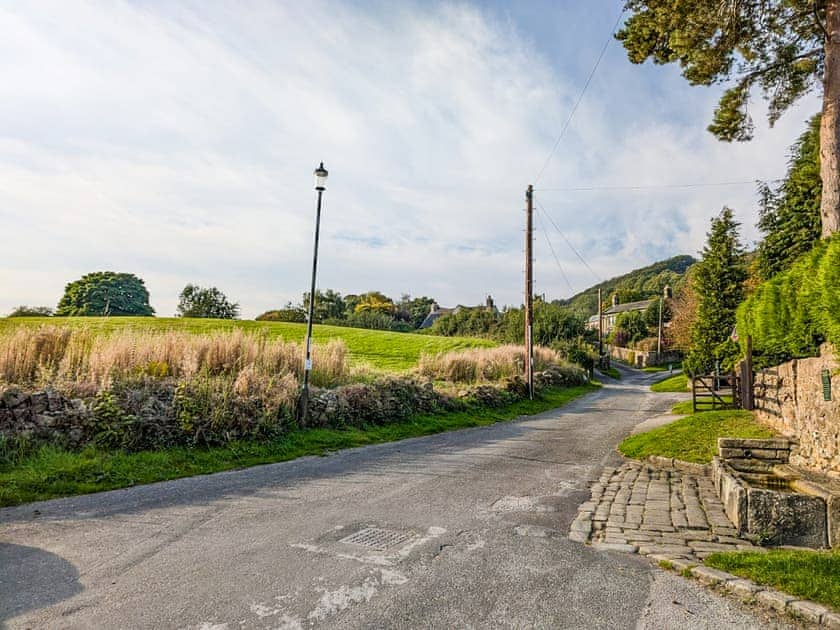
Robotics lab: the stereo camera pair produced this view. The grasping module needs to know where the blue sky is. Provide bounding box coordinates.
[0,1,820,317]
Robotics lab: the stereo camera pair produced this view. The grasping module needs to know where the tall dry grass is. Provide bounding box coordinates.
[0,325,349,392]
[416,344,564,383]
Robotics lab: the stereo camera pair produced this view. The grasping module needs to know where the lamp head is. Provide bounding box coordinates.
[314,162,328,190]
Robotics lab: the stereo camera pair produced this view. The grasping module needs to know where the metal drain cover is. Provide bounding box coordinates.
[339,527,413,551]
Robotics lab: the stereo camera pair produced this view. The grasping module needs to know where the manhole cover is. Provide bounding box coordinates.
[339,528,413,551]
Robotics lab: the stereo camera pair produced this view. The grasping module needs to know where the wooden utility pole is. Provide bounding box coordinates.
[525,184,534,399]
[744,335,754,410]
[657,296,663,361]
[597,287,603,365]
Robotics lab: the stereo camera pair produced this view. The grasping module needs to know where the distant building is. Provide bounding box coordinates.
[587,290,668,334]
[419,295,498,329]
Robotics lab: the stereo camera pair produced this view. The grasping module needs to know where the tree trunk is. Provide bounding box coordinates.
[821,0,840,237]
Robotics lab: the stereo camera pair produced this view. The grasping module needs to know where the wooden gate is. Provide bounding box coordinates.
[692,373,739,412]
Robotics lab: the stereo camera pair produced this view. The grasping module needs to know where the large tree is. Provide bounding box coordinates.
[685,208,748,374]
[302,289,345,322]
[617,0,840,237]
[353,291,396,315]
[177,284,239,319]
[57,272,154,316]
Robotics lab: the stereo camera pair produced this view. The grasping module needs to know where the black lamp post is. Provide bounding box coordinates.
[299,161,328,422]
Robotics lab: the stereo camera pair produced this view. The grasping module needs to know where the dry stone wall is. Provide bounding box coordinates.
[608,346,680,369]
[0,388,91,447]
[754,344,840,476]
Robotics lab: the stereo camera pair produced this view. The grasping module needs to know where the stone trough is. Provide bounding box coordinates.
[712,438,839,549]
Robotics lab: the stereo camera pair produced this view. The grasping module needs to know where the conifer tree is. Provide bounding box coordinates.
[685,208,748,374]
[756,114,823,279]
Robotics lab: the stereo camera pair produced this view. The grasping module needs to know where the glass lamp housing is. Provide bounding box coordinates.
[314,162,328,190]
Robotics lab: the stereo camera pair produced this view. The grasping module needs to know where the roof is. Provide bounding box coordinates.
[603,299,655,316]
[419,308,455,329]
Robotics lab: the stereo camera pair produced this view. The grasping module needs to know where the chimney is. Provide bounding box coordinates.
[663,285,673,299]
[485,295,495,309]
[612,294,619,308]
[430,302,438,313]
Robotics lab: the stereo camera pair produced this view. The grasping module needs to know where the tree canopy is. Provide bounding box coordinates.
[7,305,53,317]
[618,0,824,142]
[56,272,154,316]
[617,0,840,237]
[177,285,239,319]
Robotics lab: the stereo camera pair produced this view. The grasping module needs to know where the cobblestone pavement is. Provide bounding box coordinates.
[570,460,760,560]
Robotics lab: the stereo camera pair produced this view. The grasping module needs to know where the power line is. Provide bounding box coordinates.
[535,209,574,294]
[536,200,603,284]
[535,178,778,192]
[534,4,625,184]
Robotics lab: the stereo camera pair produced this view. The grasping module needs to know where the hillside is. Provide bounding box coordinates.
[558,255,696,316]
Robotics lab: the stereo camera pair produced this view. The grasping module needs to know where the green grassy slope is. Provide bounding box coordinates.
[618,410,776,463]
[0,317,495,371]
[650,373,689,392]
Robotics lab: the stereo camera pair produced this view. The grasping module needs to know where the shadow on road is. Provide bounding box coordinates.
[0,543,82,626]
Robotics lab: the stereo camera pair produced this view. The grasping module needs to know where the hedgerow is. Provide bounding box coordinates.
[736,236,840,367]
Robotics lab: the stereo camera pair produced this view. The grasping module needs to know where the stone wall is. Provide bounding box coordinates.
[608,345,681,369]
[0,388,90,447]
[754,343,840,476]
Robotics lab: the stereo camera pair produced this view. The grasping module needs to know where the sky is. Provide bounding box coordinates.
[0,1,822,318]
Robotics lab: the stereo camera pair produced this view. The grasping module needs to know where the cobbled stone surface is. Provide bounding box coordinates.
[570,459,834,629]
[572,461,760,563]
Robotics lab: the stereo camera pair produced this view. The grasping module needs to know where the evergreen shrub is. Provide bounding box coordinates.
[737,237,840,367]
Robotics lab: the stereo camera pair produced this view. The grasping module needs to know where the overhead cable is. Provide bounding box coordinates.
[535,209,574,294]
[536,200,603,284]
[533,5,626,184]
[535,179,778,192]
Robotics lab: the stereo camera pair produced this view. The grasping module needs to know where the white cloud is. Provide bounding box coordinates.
[0,1,822,317]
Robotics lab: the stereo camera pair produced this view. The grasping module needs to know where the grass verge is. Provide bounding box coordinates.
[597,367,621,380]
[643,362,682,373]
[705,549,840,612]
[650,372,689,392]
[671,397,735,415]
[618,409,776,464]
[0,383,598,507]
[671,400,694,415]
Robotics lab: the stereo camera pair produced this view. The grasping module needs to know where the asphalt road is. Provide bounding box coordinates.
[0,368,793,629]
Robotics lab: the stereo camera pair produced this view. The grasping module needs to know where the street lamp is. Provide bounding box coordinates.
[299,161,328,422]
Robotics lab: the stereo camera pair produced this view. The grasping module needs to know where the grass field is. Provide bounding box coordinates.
[618,409,776,463]
[0,383,598,506]
[705,550,840,611]
[0,317,495,372]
